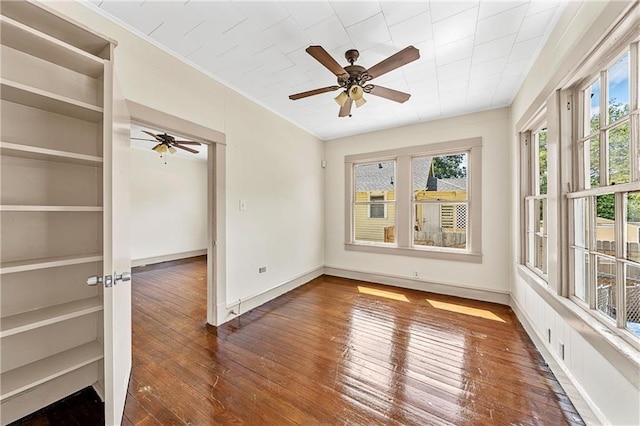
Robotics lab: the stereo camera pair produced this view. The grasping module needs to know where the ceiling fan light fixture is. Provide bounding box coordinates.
[156,144,168,154]
[334,91,348,107]
[349,84,364,101]
[168,146,177,154]
[355,97,367,108]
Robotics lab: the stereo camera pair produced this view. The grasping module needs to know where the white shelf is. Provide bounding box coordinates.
[0,16,104,77]
[0,142,103,166]
[0,79,103,122]
[0,341,103,401]
[0,206,103,212]
[1,297,102,338]
[0,254,103,275]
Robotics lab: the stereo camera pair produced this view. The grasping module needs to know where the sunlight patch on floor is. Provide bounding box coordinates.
[358,286,409,302]
[426,299,506,322]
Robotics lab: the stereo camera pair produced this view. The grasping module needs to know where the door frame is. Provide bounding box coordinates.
[125,101,226,325]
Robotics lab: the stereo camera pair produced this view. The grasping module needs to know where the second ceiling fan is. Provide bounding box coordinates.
[289,45,420,117]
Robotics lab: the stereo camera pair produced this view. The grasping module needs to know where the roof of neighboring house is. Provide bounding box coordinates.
[437,178,467,191]
[355,158,430,191]
[354,158,467,192]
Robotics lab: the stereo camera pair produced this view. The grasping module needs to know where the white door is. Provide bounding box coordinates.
[102,62,132,425]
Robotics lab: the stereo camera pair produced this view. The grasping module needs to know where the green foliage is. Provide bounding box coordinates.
[597,194,615,221]
[538,130,547,195]
[627,193,640,223]
[590,100,630,186]
[433,154,466,179]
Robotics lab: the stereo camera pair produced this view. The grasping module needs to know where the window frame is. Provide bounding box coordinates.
[368,193,387,219]
[344,137,482,263]
[522,123,550,281]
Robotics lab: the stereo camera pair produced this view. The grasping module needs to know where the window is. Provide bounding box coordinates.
[412,153,468,250]
[570,43,640,340]
[353,161,395,243]
[345,138,482,262]
[523,127,548,278]
[369,195,386,219]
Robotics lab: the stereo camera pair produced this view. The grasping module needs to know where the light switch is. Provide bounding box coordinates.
[239,200,247,211]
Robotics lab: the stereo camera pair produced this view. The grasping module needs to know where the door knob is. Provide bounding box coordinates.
[115,272,131,282]
[87,275,103,286]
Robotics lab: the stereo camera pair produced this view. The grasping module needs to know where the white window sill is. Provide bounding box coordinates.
[345,242,483,263]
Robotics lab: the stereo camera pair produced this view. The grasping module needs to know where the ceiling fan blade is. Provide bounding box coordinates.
[142,130,164,142]
[368,86,411,103]
[366,46,420,80]
[306,46,348,78]
[174,144,199,154]
[338,97,353,117]
[173,140,202,145]
[131,137,156,142]
[289,85,341,100]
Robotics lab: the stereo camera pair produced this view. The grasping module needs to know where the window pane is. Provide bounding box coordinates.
[596,194,615,255]
[573,249,589,303]
[596,256,617,321]
[584,79,600,136]
[535,235,547,273]
[413,154,467,202]
[355,202,396,243]
[573,197,590,249]
[354,162,395,244]
[607,120,630,185]
[537,130,548,195]
[535,198,546,235]
[588,136,600,188]
[627,192,640,264]
[414,202,467,249]
[607,51,630,124]
[626,264,640,337]
[355,161,395,192]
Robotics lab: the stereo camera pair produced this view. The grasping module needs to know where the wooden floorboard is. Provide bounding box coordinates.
[122,256,583,425]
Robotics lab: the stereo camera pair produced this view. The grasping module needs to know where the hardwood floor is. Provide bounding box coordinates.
[124,256,584,425]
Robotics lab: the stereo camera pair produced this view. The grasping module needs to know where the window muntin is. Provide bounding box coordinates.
[412,153,468,250]
[353,161,396,244]
[571,44,640,340]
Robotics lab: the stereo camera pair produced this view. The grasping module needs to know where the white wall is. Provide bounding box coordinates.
[130,147,207,263]
[324,108,512,299]
[510,1,640,424]
[46,2,325,323]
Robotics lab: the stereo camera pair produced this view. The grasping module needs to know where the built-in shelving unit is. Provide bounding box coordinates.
[0,341,104,401]
[1,298,103,338]
[0,1,114,423]
[0,141,103,165]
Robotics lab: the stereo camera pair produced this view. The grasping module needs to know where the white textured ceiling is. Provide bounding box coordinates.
[90,1,565,140]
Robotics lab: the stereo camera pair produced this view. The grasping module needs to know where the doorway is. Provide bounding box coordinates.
[126,101,226,325]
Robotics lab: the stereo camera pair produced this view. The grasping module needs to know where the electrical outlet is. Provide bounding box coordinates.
[413,271,419,278]
[259,266,267,273]
[239,200,247,211]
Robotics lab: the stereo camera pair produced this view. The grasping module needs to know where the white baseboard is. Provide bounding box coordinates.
[131,249,207,267]
[510,297,604,426]
[215,266,324,326]
[324,266,510,305]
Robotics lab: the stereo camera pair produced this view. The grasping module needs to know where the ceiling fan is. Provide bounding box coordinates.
[132,130,202,156]
[289,45,420,117]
